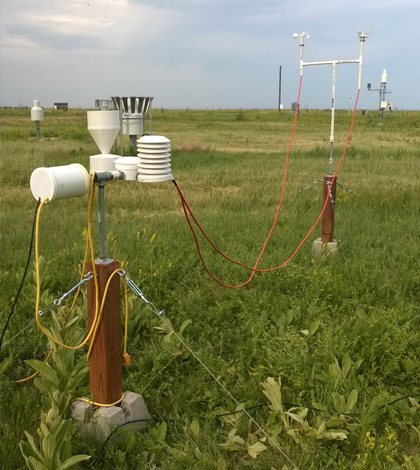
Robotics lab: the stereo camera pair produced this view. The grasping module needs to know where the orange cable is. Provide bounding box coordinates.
[175,85,361,288]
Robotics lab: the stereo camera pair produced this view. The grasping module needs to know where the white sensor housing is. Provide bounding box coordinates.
[30,164,90,202]
[115,156,140,180]
[31,100,44,122]
[381,69,387,84]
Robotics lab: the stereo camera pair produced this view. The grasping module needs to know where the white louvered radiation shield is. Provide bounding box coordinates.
[137,135,174,183]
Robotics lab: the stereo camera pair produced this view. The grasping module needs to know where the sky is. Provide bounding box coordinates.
[1,0,419,110]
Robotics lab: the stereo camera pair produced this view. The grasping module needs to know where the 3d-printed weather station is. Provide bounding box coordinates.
[29,101,173,442]
[9,27,374,448]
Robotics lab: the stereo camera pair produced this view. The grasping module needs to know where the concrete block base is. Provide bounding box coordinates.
[312,238,338,258]
[70,391,151,444]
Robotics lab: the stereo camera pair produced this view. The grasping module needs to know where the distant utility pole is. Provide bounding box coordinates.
[278,65,282,111]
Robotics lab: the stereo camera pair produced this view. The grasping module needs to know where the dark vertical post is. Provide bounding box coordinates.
[278,65,282,111]
[86,260,122,405]
[321,175,336,243]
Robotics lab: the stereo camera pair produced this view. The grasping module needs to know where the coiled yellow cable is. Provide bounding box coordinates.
[34,173,100,351]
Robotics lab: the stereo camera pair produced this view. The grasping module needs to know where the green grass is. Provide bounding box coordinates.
[1,108,420,469]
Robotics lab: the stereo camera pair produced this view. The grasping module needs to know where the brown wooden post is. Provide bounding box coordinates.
[321,175,337,244]
[86,260,122,405]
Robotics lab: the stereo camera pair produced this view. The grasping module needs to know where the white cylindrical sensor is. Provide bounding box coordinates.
[31,100,44,122]
[122,113,144,136]
[30,164,90,202]
[115,156,140,180]
[381,69,387,84]
[89,154,119,173]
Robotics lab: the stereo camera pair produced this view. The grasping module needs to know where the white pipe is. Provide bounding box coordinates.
[302,59,359,67]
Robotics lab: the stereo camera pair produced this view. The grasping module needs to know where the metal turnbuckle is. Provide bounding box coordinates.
[118,270,165,317]
[53,271,94,307]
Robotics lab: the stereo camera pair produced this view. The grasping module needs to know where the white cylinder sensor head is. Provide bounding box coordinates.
[30,164,90,202]
[31,100,44,122]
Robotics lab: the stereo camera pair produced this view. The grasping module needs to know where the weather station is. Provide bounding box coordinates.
[28,105,174,442]
[293,29,372,255]
[367,69,392,123]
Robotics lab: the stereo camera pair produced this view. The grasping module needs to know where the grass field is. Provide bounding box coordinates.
[1,107,420,469]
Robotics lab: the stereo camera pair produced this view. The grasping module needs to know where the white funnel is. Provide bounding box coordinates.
[87,110,120,154]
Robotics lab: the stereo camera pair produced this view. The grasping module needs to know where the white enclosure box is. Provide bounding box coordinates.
[31,100,44,121]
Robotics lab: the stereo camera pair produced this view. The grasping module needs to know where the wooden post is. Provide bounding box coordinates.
[321,175,337,244]
[86,260,122,405]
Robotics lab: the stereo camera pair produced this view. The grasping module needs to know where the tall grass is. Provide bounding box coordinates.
[1,108,420,469]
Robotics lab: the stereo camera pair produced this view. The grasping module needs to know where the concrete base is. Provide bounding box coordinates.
[312,238,338,258]
[70,391,151,444]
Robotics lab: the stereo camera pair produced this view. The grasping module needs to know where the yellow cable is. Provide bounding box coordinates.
[74,392,125,408]
[68,171,97,315]
[17,174,99,384]
[34,173,101,350]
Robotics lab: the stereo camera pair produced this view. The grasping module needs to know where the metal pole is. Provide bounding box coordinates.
[35,121,40,138]
[120,107,124,157]
[329,62,337,175]
[98,181,107,260]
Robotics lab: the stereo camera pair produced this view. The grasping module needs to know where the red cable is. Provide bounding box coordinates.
[176,86,360,288]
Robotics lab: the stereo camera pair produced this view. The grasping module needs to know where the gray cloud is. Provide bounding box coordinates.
[1,0,419,109]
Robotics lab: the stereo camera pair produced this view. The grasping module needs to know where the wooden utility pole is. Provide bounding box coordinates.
[86,260,122,405]
[321,176,336,243]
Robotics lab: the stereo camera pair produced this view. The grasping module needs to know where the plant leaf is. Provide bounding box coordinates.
[26,360,59,386]
[41,433,55,469]
[261,377,283,413]
[312,402,327,411]
[19,442,42,465]
[344,389,358,413]
[27,456,48,470]
[308,319,321,337]
[341,354,352,378]
[247,441,267,459]
[179,319,191,335]
[0,358,10,375]
[57,454,91,470]
[190,419,200,439]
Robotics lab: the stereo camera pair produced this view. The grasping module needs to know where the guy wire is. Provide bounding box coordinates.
[156,310,300,470]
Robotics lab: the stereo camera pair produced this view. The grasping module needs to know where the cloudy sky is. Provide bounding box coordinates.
[1,0,418,110]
